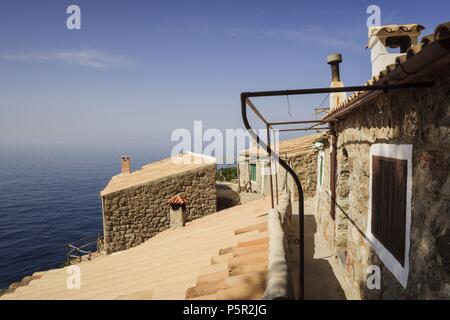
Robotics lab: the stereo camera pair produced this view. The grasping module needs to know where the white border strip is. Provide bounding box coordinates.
[317,150,325,191]
[366,144,412,288]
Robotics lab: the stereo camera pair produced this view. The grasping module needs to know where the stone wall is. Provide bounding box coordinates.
[238,147,320,199]
[286,150,321,199]
[102,164,216,254]
[315,67,450,299]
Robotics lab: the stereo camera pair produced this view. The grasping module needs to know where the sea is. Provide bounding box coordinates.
[0,144,169,289]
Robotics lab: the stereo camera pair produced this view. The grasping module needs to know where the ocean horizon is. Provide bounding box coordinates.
[0,144,171,289]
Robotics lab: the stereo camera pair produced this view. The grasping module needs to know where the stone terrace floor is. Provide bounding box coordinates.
[288,198,354,300]
[1,195,355,300]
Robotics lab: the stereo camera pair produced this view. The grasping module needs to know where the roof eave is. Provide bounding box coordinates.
[323,36,450,122]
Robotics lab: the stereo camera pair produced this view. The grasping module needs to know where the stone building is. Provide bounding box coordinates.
[315,22,450,299]
[100,152,217,254]
[238,133,326,199]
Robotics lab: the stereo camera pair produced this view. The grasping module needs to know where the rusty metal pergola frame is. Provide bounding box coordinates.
[240,81,433,300]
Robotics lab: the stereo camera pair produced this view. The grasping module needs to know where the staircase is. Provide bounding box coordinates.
[185,223,269,299]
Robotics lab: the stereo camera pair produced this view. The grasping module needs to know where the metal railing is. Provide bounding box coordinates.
[66,234,103,265]
[240,81,433,300]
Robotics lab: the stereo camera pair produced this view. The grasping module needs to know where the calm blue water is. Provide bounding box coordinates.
[0,145,166,289]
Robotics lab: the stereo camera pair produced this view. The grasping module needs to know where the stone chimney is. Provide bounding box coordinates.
[327,53,347,109]
[367,24,424,77]
[121,155,131,175]
[167,195,187,229]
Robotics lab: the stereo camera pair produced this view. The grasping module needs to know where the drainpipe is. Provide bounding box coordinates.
[267,124,274,209]
[329,124,337,220]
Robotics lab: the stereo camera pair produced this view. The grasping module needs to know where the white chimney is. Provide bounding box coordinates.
[368,24,424,77]
[327,53,347,109]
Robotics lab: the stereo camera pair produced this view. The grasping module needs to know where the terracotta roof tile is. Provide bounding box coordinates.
[374,24,425,37]
[167,195,187,205]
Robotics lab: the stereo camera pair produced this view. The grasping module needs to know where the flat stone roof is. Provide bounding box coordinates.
[240,133,326,159]
[100,152,216,197]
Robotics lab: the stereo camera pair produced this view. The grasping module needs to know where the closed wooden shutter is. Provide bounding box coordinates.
[371,156,407,266]
[250,164,257,182]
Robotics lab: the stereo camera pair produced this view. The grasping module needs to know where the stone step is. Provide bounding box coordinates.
[199,263,228,276]
[232,243,268,257]
[229,260,268,277]
[185,280,227,299]
[235,222,268,235]
[196,271,229,286]
[237,237,269,248]
[225,271,267,288]
[210,253,233,265]
[216,282,265,300]
[219,247,234,255]
[235,230,262,242]
[187,270,268,300]
[228,251,268,269]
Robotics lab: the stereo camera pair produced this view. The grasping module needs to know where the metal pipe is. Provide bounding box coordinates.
[247,98,269,125]
[241,82,433,98]
[266,124,274,209]
[327,53,343,82]
[329,124,337,220]
[278,127,329,132]
[241,94,304,300]
[240,79,435,300]
[271,126,279,205]
[269,120,326,126]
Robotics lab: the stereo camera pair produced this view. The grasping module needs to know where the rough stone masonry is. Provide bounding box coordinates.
[101,160,216,254]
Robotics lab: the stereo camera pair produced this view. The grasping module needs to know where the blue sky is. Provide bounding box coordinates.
[0,0,448,149]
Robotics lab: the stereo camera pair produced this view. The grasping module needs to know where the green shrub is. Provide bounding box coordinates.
[216,167,237,182]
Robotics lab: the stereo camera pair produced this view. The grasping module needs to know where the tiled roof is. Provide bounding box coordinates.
[167,195,187,205]
[100,152,215,196]
[0,197,272,300]
[373,24,425,38]
[240,133,326,158]
[323,21,450,121]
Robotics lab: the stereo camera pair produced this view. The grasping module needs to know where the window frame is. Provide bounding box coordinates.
[366,144,412,288]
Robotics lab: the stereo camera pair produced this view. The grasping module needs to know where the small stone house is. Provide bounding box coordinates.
[100,152,217,254]
[315,22,450,299]
[238,133,326,199]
